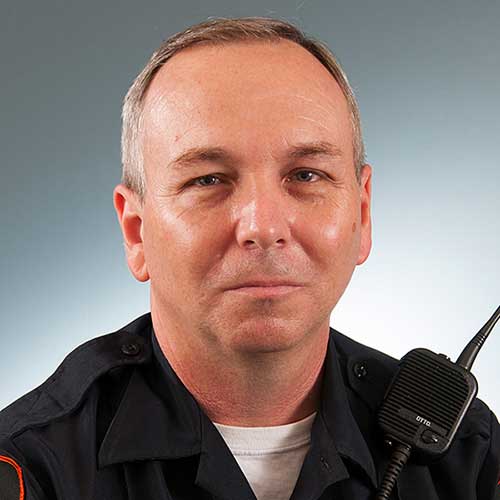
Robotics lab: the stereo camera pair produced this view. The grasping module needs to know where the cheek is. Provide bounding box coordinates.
[145,202,224,286]
[307,201,360,267]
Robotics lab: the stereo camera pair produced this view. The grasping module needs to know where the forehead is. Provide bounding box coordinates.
[141,40,352,161]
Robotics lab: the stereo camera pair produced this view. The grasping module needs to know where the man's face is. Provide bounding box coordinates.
[116,40,371,355]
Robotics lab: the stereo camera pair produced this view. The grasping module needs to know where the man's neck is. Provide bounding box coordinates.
[152,310,330,427]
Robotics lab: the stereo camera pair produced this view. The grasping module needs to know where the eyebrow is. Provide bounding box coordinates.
[168,141,343,170]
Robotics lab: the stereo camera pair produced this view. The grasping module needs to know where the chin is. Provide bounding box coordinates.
[220,317,313,354]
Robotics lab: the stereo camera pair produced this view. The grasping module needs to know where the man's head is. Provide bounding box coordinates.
[121,17,366,203]
[114,17,372,356]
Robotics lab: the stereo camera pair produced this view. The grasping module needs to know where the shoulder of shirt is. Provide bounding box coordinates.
[329,327,497,440]
[329,327,399,411]
[330,327,399,371]
[0,312,153,442]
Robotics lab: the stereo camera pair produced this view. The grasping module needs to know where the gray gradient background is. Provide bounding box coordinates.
[1,1,499,414]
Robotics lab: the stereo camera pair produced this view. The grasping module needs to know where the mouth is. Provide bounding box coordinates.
[227,285,302,298]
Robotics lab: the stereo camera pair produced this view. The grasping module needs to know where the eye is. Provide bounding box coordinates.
[188,169,324,189]
[190,174,223,187]
[288,169,323,183]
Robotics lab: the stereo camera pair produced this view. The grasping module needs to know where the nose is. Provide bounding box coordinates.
[234,183,292,251]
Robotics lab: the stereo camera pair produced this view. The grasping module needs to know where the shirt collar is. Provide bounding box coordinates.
[98,325,203,466]
[98,317,377,490]
[317,330,378,488]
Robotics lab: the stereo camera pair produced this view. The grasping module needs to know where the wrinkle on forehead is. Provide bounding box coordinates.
[142,42,353,162]
[253,91,341,112]
[144,46,346,123]
[144,88,196,131]
[295,116,336,133]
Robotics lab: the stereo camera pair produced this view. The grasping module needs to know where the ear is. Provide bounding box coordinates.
[356,164,372,265]
[113,183,150,282]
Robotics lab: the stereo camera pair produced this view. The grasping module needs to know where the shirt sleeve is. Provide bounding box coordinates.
[0,444,47,500]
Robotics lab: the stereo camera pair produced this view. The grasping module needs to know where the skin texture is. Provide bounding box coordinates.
[113,40,372,427]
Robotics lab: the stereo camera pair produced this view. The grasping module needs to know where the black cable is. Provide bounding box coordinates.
[375,442,412,500]
[456,306,500,370]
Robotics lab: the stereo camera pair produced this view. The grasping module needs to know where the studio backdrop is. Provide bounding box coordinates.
[1,0,499,413]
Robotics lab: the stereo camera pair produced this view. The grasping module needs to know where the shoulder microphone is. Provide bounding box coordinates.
[375,305,500,500]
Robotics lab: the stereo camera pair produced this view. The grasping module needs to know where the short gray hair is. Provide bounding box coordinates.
[121,17,366,203]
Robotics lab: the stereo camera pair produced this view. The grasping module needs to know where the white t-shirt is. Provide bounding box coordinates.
[213,412,317,500]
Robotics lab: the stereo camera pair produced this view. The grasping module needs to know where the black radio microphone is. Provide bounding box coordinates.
[375,305,500,500]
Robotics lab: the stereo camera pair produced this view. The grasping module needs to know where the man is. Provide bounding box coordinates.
[0,17,498,500]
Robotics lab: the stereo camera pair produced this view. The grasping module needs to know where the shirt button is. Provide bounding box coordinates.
[353,362,368,379]
[320,456,331,470]
[121,343,141,356]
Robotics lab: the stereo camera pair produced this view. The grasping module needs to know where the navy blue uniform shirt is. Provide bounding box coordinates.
[0,313,499,499]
